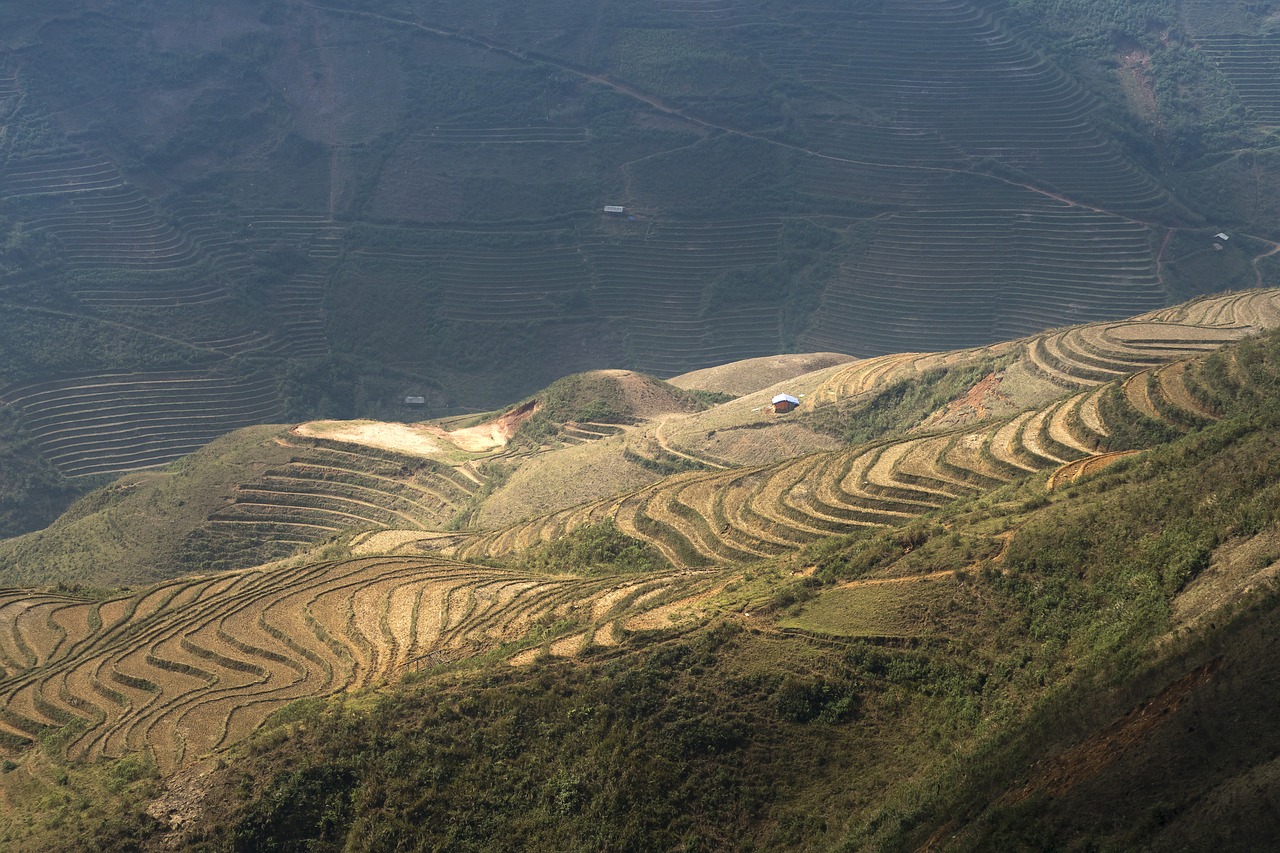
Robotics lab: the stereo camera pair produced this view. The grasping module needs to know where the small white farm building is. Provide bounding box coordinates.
[771,393,800,414]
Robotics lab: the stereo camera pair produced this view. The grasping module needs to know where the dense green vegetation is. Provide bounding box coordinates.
[179,622,1003,851]
[803,357,1006,444]
[0,407,80,538]
[514,520,669,576]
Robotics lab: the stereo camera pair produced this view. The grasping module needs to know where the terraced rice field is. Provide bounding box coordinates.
[768,0,1176,213]
[802,199,1166,355]
[6,0,1276,437]
[651,0,770,29]
[0,290,1274,777]
[416,125,590,144]
[0,148,274,310]
[189,330,278,357]
[810,288,1280,406]
[582,219,785,374]
[0,557,705,772]
[0,371,285,477]
[453,290,1280,569]
[1197,36,1280,124]
[163,199,257,283]
[0,152,200,272]
[203,437,486,561]
[0,54,19,99]
[351,242,594,325]
[132,288,1280,572]
[266,272,330,358]
[453,362,1208,567]
[244,212,344,261]
[73,280,230,309]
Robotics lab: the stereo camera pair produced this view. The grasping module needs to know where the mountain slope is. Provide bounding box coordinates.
[3,0,1280,527]
[4,288,1277,589]
[72,324,1280,849]
[0,291,1279,848]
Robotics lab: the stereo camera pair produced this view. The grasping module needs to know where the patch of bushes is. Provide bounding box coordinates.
[516,520,668,575]
[804,358,1006,446]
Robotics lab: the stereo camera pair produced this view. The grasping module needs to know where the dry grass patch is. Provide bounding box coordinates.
[1171,528,1280,633]
[780,574,961,638]
[669,352,854,396]
[624,579,730,631]
[476,439,653,529]
[349,529,453,555]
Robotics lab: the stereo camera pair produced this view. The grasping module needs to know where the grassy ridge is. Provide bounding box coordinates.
[2,290,1271,593]
[0,425,293,587]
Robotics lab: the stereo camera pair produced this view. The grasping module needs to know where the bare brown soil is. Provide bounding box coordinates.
[508,647,541,667]
[1116,47,1159,124]
[294,401,540,456]
[146,757,222,841]
[293,420,446,456]
[916,370,1013,430]
[429,400,539,452]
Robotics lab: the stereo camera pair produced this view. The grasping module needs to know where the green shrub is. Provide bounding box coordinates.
[517,520,668,574]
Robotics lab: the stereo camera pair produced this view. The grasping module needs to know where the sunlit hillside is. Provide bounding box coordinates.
[0,288,1278,847]
[3,0,1280,539]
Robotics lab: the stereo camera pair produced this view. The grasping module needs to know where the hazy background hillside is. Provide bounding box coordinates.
[2,0,1280,534]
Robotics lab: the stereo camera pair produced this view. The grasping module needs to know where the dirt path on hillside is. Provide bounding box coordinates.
[836,568,957,589]
[1047,449,1143,491]
[654,417,728,469]
[1254,240,1280,288]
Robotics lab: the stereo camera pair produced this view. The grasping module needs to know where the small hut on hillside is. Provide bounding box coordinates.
[770,393,800,414]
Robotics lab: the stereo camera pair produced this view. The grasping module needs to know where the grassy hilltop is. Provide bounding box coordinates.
[3,0,1280,535]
